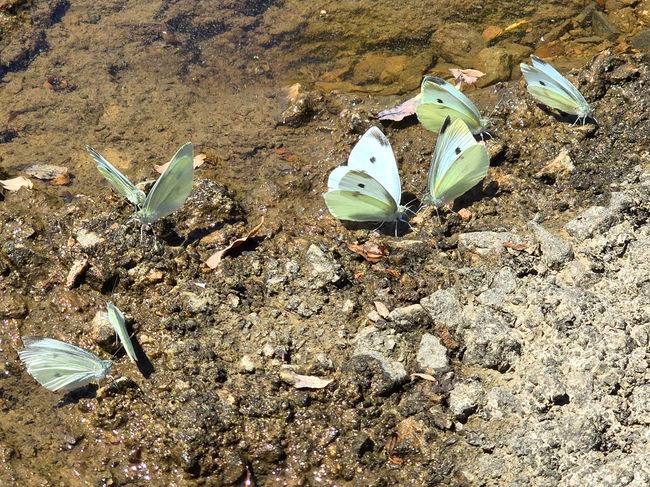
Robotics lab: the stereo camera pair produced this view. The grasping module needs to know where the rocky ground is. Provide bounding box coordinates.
[0,1,649,486]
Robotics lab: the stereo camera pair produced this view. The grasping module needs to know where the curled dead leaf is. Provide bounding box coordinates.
[0,176,33,191]
[448,68,485,89]
[274,147,299,162]
[503,241,529,251]
[377,94,421,121]
[411,373,437,382]
[154,154,206,174]
[66,257,89,289]
[205,217,265,269]
[279,368,334,389]
[347,236,388,263]
[374,301,390,318]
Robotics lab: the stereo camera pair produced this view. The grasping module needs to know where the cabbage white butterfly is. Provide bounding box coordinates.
[87,146,146,207]
[416,76,488,135]
[424,116,490,208]
[132,142,194,225]
[107,302,137,363]
[520,55,593,124]
[17,336,113,392]
[324,126,406,223]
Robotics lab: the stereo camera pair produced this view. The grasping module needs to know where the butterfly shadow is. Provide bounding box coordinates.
[132,338,155,378]
[537,104,598,127]
[57,384,99,407]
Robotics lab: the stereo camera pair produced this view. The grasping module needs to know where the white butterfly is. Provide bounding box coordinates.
[520,55,593,124]
[87,146,146,207]
[17,336,113,392]
[132,142,195,225]
[416,76,488,135]
[107,302,137,363]
[323,126,407,224]
[424,116,490,208]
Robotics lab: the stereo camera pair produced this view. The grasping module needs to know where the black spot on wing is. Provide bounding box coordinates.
[440,116,452,134]
[540,80,546,86]
[370,130,389,147]
[370,156,376,163]
[53,372,62,378]
[455,147,461,155]
[358,183,365,188]
[436,98,444,104]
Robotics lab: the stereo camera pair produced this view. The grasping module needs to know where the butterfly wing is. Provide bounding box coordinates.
[342,126,401,205]
[426,117,489,206]
[324,170,400,222]
[520,56,590,117]
[416,77,485,134]
[18,336,113,392]
[87,146,146,207]
[134,142,194,225]
[107,302,137,363]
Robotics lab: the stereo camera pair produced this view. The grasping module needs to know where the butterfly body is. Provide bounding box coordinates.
[425,116,490,208]
[520,55,592,123]
[107,302,137,363]
[324,127,407,224]
[17,336,113,392]
[416,76,488,135]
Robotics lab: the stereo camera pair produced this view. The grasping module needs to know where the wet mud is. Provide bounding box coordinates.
[0,1,649,486]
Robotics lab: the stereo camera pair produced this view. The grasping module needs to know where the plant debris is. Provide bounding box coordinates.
[377,94,420,121]
[0,176,33,191]
[154,154,206,174]
[279,368,334,389]
[205,217,265,269]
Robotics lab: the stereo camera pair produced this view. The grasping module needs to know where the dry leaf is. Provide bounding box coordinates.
[24,164,69,181]
[0,176,33,191]
[205,217,265,269]
[374,301,390,318]
[384,268,400,279]
[274,147,299,162]
[154,154,206,174]
[377,94,421,121]
[279,368,333,389]
[503,19,529,33]
[49,172,71,185]
[503,241,529,251]
[347,237,388,263]
[411,373,437,382]
[448,68,485,89]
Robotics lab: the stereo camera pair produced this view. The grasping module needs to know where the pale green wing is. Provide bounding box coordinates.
[520,56,590,118]
[428,144,489,207]
[17,336,113,392]
[133,142,194,225]
[87,146,146,207]
[416,76,486,134]
[107,302,137,363]
[324,169,401,222]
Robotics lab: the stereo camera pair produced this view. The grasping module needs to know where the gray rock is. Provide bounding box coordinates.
[564,205,617,243]
[608,191,633,215]
[75,228,105,249]
[462,310,521,371]
[475,47,513,86]
[305,244,341,285]
[416,333,449,373]
[420,288,465,334]
[430,23,485,66]
[630,28,650,52]
[529,221,574,269]
[591,10,619,41]
[458,231,527,257]
[448,380,485,420]
[350,326,407,395]
[388,303,431,332]
[91,310,117,354]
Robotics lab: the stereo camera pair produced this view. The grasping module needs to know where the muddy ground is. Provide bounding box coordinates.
[0,1,649,486]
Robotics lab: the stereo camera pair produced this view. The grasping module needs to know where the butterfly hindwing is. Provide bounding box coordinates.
[416,76,486,134]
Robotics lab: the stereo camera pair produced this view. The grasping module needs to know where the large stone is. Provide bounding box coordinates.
[416,333,449,373]
[528,221,574,269]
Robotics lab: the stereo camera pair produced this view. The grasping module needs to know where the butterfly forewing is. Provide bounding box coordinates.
[18,336,113,392]
[417,77,485,134]
[107,302,137,363]
[87,146,146,207]
[134,142,194,225]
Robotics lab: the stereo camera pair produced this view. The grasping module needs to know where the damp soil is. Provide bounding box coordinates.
[0,1,649,486]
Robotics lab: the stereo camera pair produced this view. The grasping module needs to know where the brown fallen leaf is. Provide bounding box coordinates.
[377,94,421,121]
[205,217,265,269]
[154,153,206,174]
[49,172,71,186]
[503,241,529,251]
[0,176,33,191]
[24,164,69,181]
[279,368,334,389]
[347,237,388,263]
[66,257,89,289]
[274,147,299,162]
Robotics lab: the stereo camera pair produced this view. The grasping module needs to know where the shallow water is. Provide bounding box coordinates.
[0,0,648,485]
